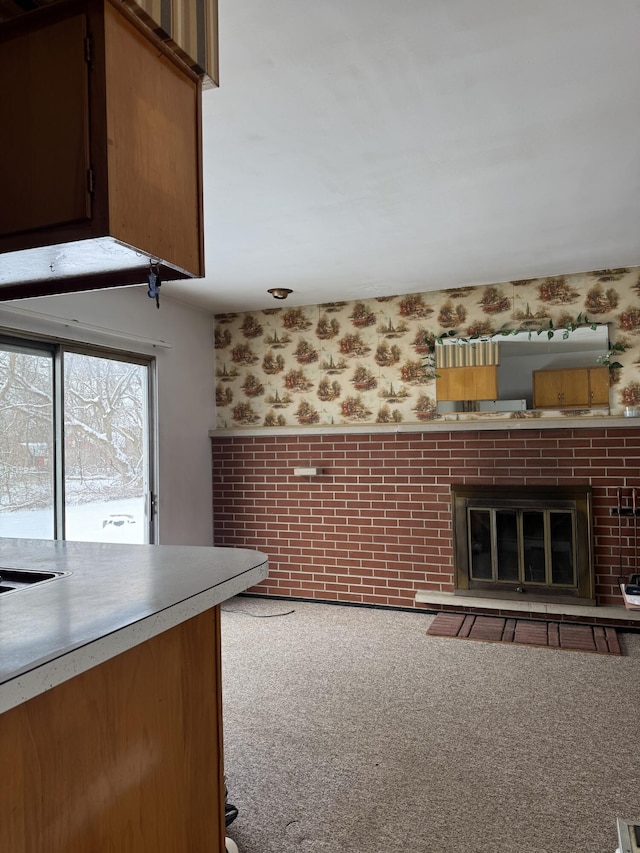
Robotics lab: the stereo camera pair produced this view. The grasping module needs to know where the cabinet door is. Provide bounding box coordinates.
[472,366,498,400]
[561,368,590,407]
[0,608,225,852]
[436,366,498,402]
[435,368,465,401]
[0,14,91,236]
[533,371,564,408]
[588,366,609,406]
[104,1,204,276]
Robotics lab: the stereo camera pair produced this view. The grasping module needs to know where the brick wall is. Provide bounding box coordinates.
[211,426,640,608]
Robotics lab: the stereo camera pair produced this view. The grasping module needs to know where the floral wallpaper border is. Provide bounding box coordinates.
[214,267,640,430]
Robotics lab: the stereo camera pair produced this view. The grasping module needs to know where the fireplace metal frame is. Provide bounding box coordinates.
[451,484,595,605]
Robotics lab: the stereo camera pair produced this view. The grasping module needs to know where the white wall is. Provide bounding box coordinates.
[0,286,215,546]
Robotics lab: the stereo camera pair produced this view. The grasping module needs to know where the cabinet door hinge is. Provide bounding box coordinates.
[87,167,95,194]
[84,35,92,65]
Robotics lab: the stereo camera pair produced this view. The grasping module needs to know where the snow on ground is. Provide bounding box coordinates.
[0,497,146,543]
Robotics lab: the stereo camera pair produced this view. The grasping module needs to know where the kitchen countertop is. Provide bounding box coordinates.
[0,537,268,714]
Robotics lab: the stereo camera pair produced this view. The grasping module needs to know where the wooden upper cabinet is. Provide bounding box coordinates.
[129,0,219,87]
[0,0,204,299]
[533,366,609,409]
[103,1,202,275]
[0,14,91,236]
[436,366,498,402]
[0,0,218,86]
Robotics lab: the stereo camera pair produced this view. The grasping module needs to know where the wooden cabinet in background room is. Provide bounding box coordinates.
[435,366,498,402]
[532,366,609,409]
[0,0,204,299]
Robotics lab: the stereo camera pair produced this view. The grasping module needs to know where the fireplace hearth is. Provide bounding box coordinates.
[451,484,595,605]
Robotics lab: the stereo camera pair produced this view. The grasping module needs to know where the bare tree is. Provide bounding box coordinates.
[63,354,145,502]
[0,348,147,513]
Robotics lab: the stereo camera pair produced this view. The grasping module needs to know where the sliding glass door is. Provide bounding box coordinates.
[0,337,154,544]
[0,341,55,539]
[63,351,151,543]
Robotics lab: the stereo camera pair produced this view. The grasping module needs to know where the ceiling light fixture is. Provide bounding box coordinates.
[267,288,293,300]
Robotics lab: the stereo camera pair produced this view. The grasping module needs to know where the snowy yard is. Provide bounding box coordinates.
[0,497,146,543]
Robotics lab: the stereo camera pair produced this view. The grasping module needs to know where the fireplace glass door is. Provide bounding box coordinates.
[469,507,576,590]
[452,484,594,604]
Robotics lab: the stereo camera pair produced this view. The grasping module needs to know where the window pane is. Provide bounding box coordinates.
[63,353,149,544]
[0,346,55,539]
[469,509,492,579]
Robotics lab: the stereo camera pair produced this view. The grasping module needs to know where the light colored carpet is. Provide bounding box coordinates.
[221,597,640,853]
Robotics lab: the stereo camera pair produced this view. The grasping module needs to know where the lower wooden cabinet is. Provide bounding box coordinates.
[533,366,609,409]
[0,608,225,853]
[436,365,498,402]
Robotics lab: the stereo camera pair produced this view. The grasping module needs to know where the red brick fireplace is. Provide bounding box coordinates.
[211,424,640,615]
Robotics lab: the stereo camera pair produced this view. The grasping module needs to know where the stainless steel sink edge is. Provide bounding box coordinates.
[0,568,70,596]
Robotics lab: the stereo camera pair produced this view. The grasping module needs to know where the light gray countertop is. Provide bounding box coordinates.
[0,538,268,714]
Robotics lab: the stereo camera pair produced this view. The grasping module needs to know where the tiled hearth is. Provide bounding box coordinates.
[211,421,640,626]
[415,589,640,628]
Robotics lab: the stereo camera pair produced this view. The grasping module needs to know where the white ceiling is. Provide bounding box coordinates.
[166,0,640,315]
